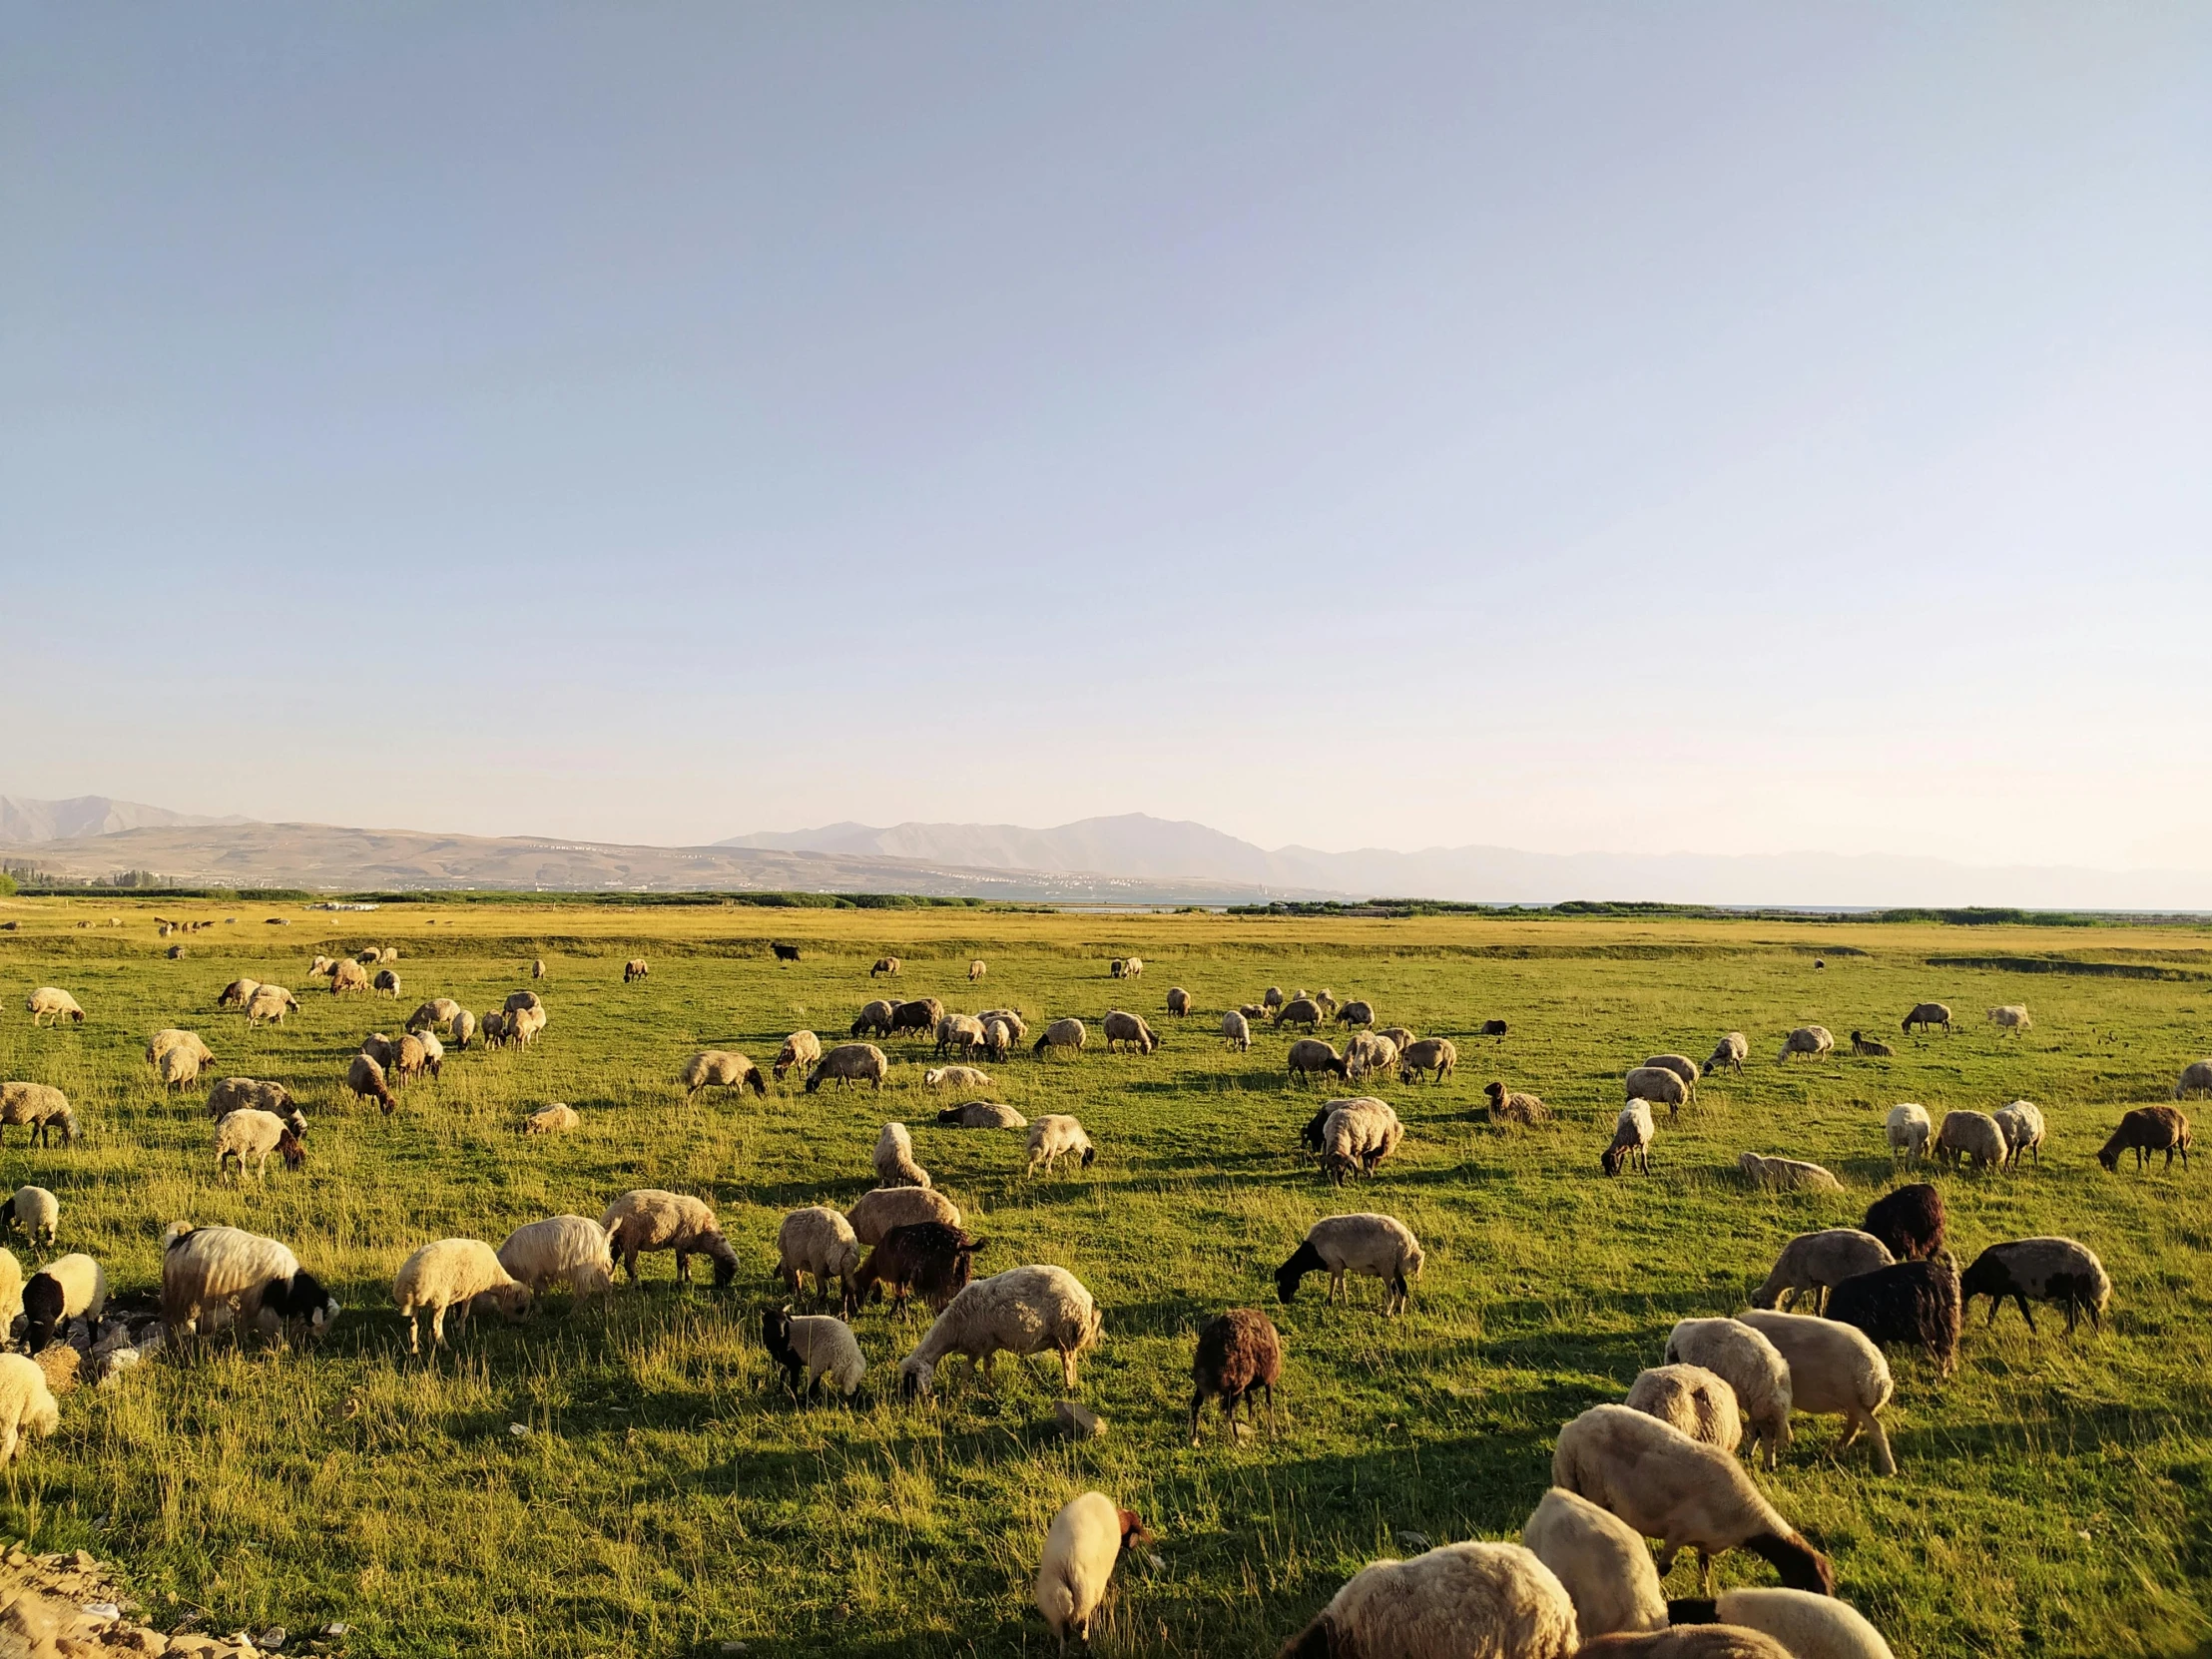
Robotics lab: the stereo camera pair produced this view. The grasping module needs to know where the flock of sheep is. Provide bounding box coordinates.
[0,943,2201,1658]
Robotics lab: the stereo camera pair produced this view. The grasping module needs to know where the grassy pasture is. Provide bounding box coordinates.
[0,897,2207,1658]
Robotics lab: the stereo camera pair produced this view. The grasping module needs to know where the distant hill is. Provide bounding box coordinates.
[0,795,252,843]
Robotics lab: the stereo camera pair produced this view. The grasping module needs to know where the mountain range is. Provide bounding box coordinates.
[0,795,251,844]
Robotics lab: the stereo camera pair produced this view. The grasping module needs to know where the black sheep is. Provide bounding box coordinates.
[771,942,801,962]
[852,1222,983,1319]
[1189,1308,1282,1443]
[1479,1019,1508,1038]
[1863,1182,1945,1262]
[21,1272,67,1351]
[1826,1258,1960,1377]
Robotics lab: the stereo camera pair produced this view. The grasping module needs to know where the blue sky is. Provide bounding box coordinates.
[6,5,2208,866]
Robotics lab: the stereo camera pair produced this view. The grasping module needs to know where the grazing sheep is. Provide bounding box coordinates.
[937,1100,1026,1128]
[680,1050,768,1101]
[1320,1099,1403,1183]
[147,1029,216,1076]
[1521,1486,1669,1639]
[1027,1114,1096,1175]
[354,948,381,966]
[371,967,401,997]
[245,984,299,1025]
[309,955,336,977]
[1849,1031,1894,1057]
[1902,1002,1952,1035]
[1626,1067,1691,1121]
[1335,1000,1376,1028]
[1033,1017,1087,1059]
[1264,985,1286,1010]
[1992,1100,2046,1169]
[969,958,986,982]
[1884,1105,1932,1166]
[1122,956,1144,979]
[2097,1105,2190,1172]
[358,1032,396,1069]
[853,1221,983,1319]
[1859,1184,1944,1263]
[1482,1080,1549,1125]
[807,1043,890,1092]
[1987,1004,2031,1035]
[0,1083,77,1148]
[505,988,545,1018]
[1777,1026,1833,1063]
[1825,1259,1961,1376]
[25,988,85,1026]
[763,1307,866,1400]
[1705,1032,1749,1073]
[530,957,547,979]
[1221,1010,1253,1052]
[1645,1054,1701,1090]
[871,956,900,977]
[0,1252,17,1328]
[897,1263,1102,1397]
[1287,1038,1349,1084]
[1165,986,1192,1016]
[1274,996,1325,1031]
[775,1206,864,1314]
[979,1017,1015,1062]
[0,1354,60,1465]
[873,1122,933,1188]
[1665,1588,1896,1659]
[1299,1097,1378,1155]
[1552,1404,1834,1593]
[979,1008,1028,1041]
[345,1054,396,1115]
[1625,1366,1742,1454]
[408,997,464,1032]
[935,1012,988,1058]
[1478,1018,1510,1039]
[218,977,262,1010]
[524,1102,580,1134]
[623,957,649,983]
[158,1043,209,1090]
[1751,1231,1896,1315]
[846,1185,962,1247]
[1664,1318,1794,1468]
[497,1215,617,1300]
[924,1064,993,1091]
[160,1222,339,1344]
[1275,1541,1578,1659]
[600,1190,741,1286]
[1959,1237,2111,1335]
[772,942,802,962]
[2173,1061,2212,1100]
[1238,1002,1268,1021]
[1036,1491,1152,1654]
[1736,1309,1897,1475]
[0,1187,58,1250]
[1102,1009,1158,1054]
[477,1010,514,1047]
[1603,1101,1656,1177]
[1738,1154,1843,1193]
[389,1032,439,1085]
[851,999,898,1039]
[1343,1030,1399,1082]
[1190,1308,1282,1442]
[1386,1036,1455,1085]
[450,1007,478,1049]
[1275,1213,1423,1314]
[22,1254,108,1350]
[330,959,370,995]
[1936,1110,2007,1172]
[392,1239,532,1354]
[214,1109,306,1183]
[774,1030,824,1082]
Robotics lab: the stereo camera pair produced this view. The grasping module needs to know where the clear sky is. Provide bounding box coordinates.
[7,6,2208,867]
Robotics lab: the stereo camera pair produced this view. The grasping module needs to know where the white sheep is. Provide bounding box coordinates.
[1623,1365,1743,1455]
[206,1077,296,1120]
[1705,1032,1749,1073]
[1033,1017,1087,1058]
[218,977,262,1010]
[978,1008,1027,1041]
[1101,1010,1158,1054]
[1738,1154,1843,1192]
[1676,1588,1897,1659]
[0,1354,60,1465]
[1604,1101,1657,1176]
[936,1101,1027,1129]
[1884,1104,1932,1165]
[2173,1060,2212,1100]
[807,1042,889,1092]
[1776,1026,1833,1063]
[897,1264,1101,1398]
[924,1064,994,1091]
[1663,1318,1794,1468]
[245,984,299,1026]
[600,1189,741,1286]
[1522,1486,1667,1638]
[496,1215,617,1300]
[21,1253,106,1350]
[1344,1030,1400,1082]
[1936,1110,2007,1171]
[392,1239,532,1354]
[408,997,464,1032]
[873,1122,932,1188]
[1987,1004,2031,1035]
[451,1008,478,1049]
[25,988,84,1027]
[1221,1010,1252,1053]
[936,1013,988,1058]
[846,1185,962,1246]
[524,1102,580,1134]
[148,1027,216,1069]
[1749,1230,1896,1315]
[160,1223,339,1344]
[213,1109,306,1183]
[681,1050,767,1100]
[1735,1309,1898,1476]
[1035,1491,1152,1653]
[776,1206,863,1312]
[1992,1100,2046,1169]
[0,1250,19,1328]
[1275,1214,1423,1314]
[1027,1114,1095,1176]
[0,1186,58,1249]
[0,1084,76,1148]
[1278,1540,1581,1659]
[1626,1066,1691,1120]
[1320,1099,1402,1183]
[773,1029,824,1082]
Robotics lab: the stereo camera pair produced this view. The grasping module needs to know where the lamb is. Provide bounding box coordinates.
[1222,1010,1253,1052]
[980,1018,1014,1062]
[1848,1031,1894,1058]
[1992,1100,2046,1168]
[896,1263,1102,1397]
[159,1043,209,1090]
[924,1064,993,1090]
[774,1030,823,1081]
[1936,1110,2007,1171]
[1344,1030,1399,1082]
[1645,1054,1701,1090]
[1274,1540,1579,1659]
[1665,1589,1897,1659]
[1824,1259,1961,1376]
[1274,996,1325,1031]
[22,1254,108,1350]
[1625,1365,1744,1455]
[853,1221,984,1318]
[1902,1002,1953,1035]
[245,984,299,1025]
[0,1083,76,1148]
[806,1043,889,1092]
[214,1109,306,1183]
[450,1007,478,1049]
[846,1185,962,1246]
[372,967,402,997]
[1738,1154,1843,1193]
[935,1013,987,1058]
[1320,1099,1402,1183]
[409,997,464,1032]
[1987,1003,2031,1035]
[149,1028,216,1069]
[1626,1067,1691,1121]
[1336,1000,1376,1028]
[1,1187,58,1249]
[969,958,987,982]
[1102,1009,1158,1055]
[978,1008,1028,1041]
[763,1307,866,1399]
[1484,1080,1549,1124]
[1189,1307,1282,1442]
[851,999,897,1038]
[2174,1060,2212,1100]
[310,955,336,977]
[937,1101,1026,1129]
[871,956,900,977]
[1706,1033,1749,1073]
[1750,1231,1896,1315]
[0,1354,60,1465]
[1777,1026,1833,1062]
[389,1032,439,1084]
[1550,1404,1834,1593]
[160,1223,340,1345]
[1521,1486,1669,1639]
[873,1122,933,1188]
[25,988,85,1026]
[623,957,649,983]
[524,1103,580,1134]
[1958,1237,2111,1335]
[346,1053,396,1114]
[1603,1101,1656,1177]
[218,977,262,1010]
[2097,1105,2190,1171]
[1287,1038,1349,1084]
[600,1189,741,1286]
[1861,1183,1944,1262]
[1275,1213,1423,1314]
[1663,1319,1794,1468]
[776,1206,864,1313]
[329,959,369,994]
[1884,1105,1932,1166]
[1027,1114,1096,1175]
[1033,1017,1087,1059]
[392,1239,532,1354]
[1035,1492,1152,1654]
[1395,1037,1457,1084]
[680,1050,768,1100]
[496,1215,617,1300]
[1735,1309,1897,1475]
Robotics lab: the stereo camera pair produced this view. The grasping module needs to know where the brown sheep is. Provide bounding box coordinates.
[2097,1105,2190,1172]
[852,1222,986,1319]
[1190,1308,1282,1443]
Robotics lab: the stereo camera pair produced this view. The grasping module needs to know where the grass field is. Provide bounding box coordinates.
[0,896,2207,1659]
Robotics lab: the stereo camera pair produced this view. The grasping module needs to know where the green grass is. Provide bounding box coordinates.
[0,899,2208,1658]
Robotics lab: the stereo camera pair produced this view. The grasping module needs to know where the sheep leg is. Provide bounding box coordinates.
[1061,1348,1080,1390]
[1188,1389,1206,1445]
[430,1305,449,1349]
[2016,1295,2036,1332]
[1655,1542,1681,1577]
[1862,1413,1898,1475]
[406,1312,421,1356]
[0,1421,16,1465]
[1697,1549,1716,1595]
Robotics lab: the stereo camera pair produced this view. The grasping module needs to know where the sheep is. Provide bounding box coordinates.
[1521,1486,1669,1639]
[524,1102,580,1134]
[1299,1097,1380,1156]
[1344,1030,1399,1082]
[871,955,900,977]
[1987,1003,2030,1035]
[2097,1105,2190,1172]
[1860,1184,1944,1264]
[25,988,85,1026]
[0,1251,18,1328]
[1603,1101,1656,1177]
[346,1053,396,1114]
[763,1307,866,1400]
[151,1034,216,1080]
[1992,1100,2045,1169]
[309,955,336,977]
[162,1223,339,1344]
[776,1206,864,1313]
[392,1239,532,1354]
[505,988,545,1018]
[1959,1237,2111,1335]
[1706,1032,1749,1073]
[1848,1031,1894,1058]
[600,1189,741,1286]
[1777,1026,1833,1063]
[890,999,942,1041]
[1033,1017,1087,1059]
[924,1064,993,1090]
[969,958,986,982]
[1222,1010,1253,1052]
[873,1122,933,1188]
[359,1031,397,1069]
[1626,1067,1691,1121]
[1884,1105,1932,1166]
[1645,1054,1701,1091]
[1121,956,1144,979]
[355,948,382,965]
[1625,1365,1742,1454]
[1825,1259,1961,1376]
[496,1214,616,1300]
[1902,1002,1952,1035]
[1751,1231,1896,1315]
[2174,1061,2212,1100]
[851,999,897,1038]
[0,1083,76,1148]
[896,1264,1101,1397]
[1314,987,1336,1016]
[1936,1110,2007,1172]
[680,1049,768,1101]
[531,957,547,979]
[1274,1540,1580,1659]
[218,977,262,1010]
[510,1003,548,1043]
[846,1185,962,1246]
[1735,1309,1897,1475]
[979,1008,1029,1041]
[0,1354,60,1465]
[774,1030,824,1081]
[1479,1018,1510,1038]
[1551,1404,1834,1594]
[478,1008,515,1049]
[1189,1307,1282,1442]
[409,997,464,1032]
[623,957,649,983]
[1377,1023,1417,1049]
[1737,1154,1842,1193]
[371,967,401,997]
[937,1101,1026,1128]
[852,1221,984,1318]
[1336,1000,1376,1028]
[807,1042,889,1092]
[1102,1009,1158,1055]
[935,1013,987,1058]
[390,1032,439,1085]
[330,959,370,994]
[22,1254,108,1350]
[1027,1114,1095,1175]
[1264,986,1286,1010]
[980,1017,1014,1062]
[1035,1492,1152,1654]
[1666,1589,1896,1659]
[1274,996,1325,1031]
[0,1187,57,1250]
[158,1043,209,1090]
[1399,1037,1457,1084]
[244,984,298,1025]
[1287,1038,1349,1084]
[1275,1213,1422,1314]
[1663,1318,1794,1468]
[1484,1080,1550,1124]
[1239,1003,1268,1021]
[214,1109,306,1183]
[773,942,802,962]
[1319,1099,1402,1183]
[450,1007,478,1049]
